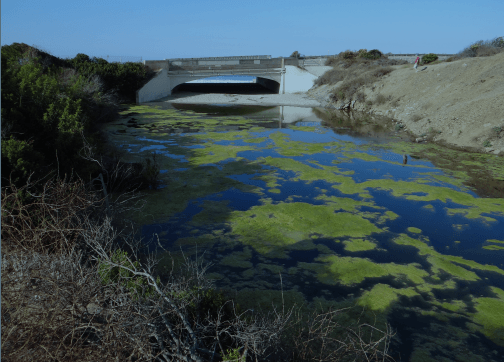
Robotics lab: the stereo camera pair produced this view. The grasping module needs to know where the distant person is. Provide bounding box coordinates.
[403,154,408,165]
[414,54,420,71]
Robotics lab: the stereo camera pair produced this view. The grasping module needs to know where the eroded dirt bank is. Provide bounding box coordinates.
[307,52,504,155]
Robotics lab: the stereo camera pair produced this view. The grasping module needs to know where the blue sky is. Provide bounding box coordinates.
[2,0,503,60]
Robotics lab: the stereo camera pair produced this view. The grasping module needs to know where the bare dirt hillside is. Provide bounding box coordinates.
[308,52,504,155]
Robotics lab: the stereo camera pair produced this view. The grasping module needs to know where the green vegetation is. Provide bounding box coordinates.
[1,42,157,189]
[316,49,407,103]
[456,36,504,59]
[1,43,398,362]
[98,249,161,301]
[421,53,438,64]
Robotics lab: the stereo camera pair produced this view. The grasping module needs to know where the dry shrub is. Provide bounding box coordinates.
[374,94,388,105]
[1,248,154,362]
[316,50,405,103]
[284,306,395,362]
[314,69,345,86]
[371,66,393,78]
[337,77,367,99]
[324,57,339,66]
[457,37,504,59]
[1,175,101,255]
[475,45,501,57]
[2,174,397,362]
[411,114,422,122]
[355,92,366,102]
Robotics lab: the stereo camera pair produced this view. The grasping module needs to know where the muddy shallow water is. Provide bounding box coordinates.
[101,102,504,362]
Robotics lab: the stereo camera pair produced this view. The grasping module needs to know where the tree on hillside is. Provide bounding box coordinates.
[290,51,300,58]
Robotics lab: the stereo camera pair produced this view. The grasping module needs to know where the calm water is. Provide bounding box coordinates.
[101,102,504,362]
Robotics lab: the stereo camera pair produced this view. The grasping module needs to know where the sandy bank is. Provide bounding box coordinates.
[308,52,504,154]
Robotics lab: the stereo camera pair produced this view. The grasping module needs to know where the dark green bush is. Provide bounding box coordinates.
[98,249,161,302]
[341,50,356,60]
[357,49,368,58]
[421,53,438,64]
[362,49,383,60]
[1,43,156,190]
[491,36,504,48]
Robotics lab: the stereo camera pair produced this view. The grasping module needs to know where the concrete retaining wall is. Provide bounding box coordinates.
[283,65,318,94]
[136,69,170,103]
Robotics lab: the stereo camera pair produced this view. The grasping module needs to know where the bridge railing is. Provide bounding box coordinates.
[167,68,285,76]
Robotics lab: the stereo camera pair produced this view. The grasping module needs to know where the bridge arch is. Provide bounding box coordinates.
[168,73,281,94]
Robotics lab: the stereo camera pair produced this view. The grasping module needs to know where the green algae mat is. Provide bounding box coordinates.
[103,103,504,361]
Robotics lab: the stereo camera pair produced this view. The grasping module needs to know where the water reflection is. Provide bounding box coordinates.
[108,103,504,362]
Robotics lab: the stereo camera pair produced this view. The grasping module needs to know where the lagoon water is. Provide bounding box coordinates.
[101,102,504,362]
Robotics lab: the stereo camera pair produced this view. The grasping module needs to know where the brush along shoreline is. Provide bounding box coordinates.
[307,52,504,155]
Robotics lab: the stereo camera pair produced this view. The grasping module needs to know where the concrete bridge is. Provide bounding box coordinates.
[136,54,455,104]
[136,55,329,103]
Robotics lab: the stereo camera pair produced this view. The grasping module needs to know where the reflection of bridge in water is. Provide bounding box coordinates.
[171,103,325,126]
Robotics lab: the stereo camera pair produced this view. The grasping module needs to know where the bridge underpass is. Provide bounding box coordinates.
[171,76,280,95]
[136,56,325,103]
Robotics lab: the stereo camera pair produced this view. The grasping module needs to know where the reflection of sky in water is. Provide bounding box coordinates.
[139,144,166,152]
[125,106,502,270]
[125,104,504,362]
[137,136,176,144]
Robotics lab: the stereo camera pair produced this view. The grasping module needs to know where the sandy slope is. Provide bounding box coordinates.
[308,52,504,154]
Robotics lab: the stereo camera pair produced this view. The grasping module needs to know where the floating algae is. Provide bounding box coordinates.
[109,103,504,359]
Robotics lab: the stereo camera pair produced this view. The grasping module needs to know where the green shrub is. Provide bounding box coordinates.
[483,140,492,147]
[357,49,368,58]
[341,50,356,60]
[1,137,44,184]
[362,49,383,60]
[421,53,438,64]
[98,249,161,302]
[221,348,242,362]
[491,36,504,48]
